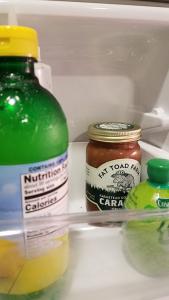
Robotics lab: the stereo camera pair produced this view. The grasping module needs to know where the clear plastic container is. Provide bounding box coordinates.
[1,209,169,300]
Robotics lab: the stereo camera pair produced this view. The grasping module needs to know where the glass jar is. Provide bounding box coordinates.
[86,122,141,211]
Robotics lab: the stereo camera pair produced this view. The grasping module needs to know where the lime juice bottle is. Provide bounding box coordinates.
[123,159,169,276]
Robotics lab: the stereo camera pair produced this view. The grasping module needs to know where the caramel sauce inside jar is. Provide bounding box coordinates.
[86,122,141,212]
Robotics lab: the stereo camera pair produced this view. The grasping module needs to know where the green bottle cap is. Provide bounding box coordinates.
[147,158,169,184]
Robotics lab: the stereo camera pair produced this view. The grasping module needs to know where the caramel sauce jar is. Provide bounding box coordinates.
[86,122,141,211]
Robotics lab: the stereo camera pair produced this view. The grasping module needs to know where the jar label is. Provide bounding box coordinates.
[0,152,68,257]
[86,158,141,210]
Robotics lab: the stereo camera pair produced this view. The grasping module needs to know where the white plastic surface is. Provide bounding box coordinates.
[35,63,53,92]
[63,226,169,300]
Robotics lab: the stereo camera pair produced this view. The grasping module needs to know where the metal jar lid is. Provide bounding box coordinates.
[88,122,141,143]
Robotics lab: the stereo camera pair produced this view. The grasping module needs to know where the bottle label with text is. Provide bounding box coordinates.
[0,152,68,257]
[86,158,141,210]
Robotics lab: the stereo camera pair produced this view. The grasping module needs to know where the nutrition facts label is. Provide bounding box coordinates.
[21,159,68,217]
[21,153,68,257]
[0,152,68,257]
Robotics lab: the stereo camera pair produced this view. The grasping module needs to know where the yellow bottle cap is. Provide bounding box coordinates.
[0,26,38,60]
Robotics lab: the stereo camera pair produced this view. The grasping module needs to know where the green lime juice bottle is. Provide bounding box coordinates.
[0,26,69,298]
[125,158,169,210]
[123,159,169,276]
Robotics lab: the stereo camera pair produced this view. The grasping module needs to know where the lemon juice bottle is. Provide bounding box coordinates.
[0,26,69,298]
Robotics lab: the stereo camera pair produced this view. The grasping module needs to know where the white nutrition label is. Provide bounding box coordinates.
[21,153,68,257]
[0,152,68,258]
[21,159,68,218]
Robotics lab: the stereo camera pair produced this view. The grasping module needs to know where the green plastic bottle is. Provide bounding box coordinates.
[125,158,169,210]
[123,158,169,276]
[0,26,69,298]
